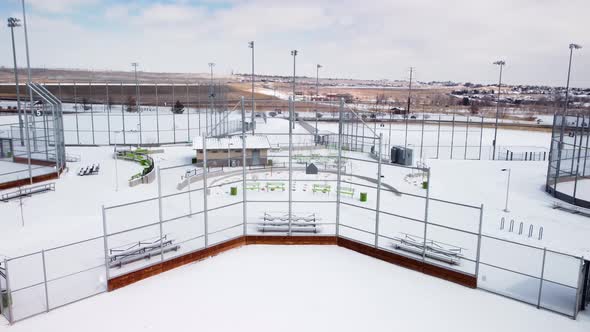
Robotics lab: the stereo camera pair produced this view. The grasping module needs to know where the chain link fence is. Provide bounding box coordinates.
[0,98,583,325]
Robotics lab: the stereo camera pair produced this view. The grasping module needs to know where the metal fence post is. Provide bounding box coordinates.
[187,168,193,218]
[573,256,584,319]
[479,115,484,160]
[450,113,456,159]
[422,168,431,262]
[3,259,14,324]
[74,81,80,144]
[241,97,248,235]
[288,97,293,236]
[197,84,201,136]
[202,136,209,247]
[138,80,142,146]
[172,82,176,143]
[335,99,344,237]
[41,250,50,312]
[155,82,160,145]
[464,115,470,159]
[157,166,164,262]
[121,82,126,145]
[420,113,425,160]
[374,134,383,248]
[475,204,484,279]
[89,81,95,145]
[537,247,547,309]
[436,114,441,159]
[101,205,110,281]
[186,83,190,141]
[106,82,111,145]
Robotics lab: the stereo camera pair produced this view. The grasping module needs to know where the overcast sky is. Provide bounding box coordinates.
[1,0,589,87]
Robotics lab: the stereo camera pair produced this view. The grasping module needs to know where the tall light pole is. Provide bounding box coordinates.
[404,67,414,150]
[8,17,24,146]
[131,62,142,145]
[552,44,582,192]
[316,64,322,97]
[19,1,34,183]
[492,60,505,160]
[248,41,255,134]
[205,62,215,136]
[501,168,511,212]
[562,44,582,117]
[208,62,215,135]
[114,130,122,192]
[291,50,298,129]
[315,64,322,146]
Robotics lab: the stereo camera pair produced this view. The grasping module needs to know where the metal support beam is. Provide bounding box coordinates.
[202,136,209,247]
[374,134,383,248]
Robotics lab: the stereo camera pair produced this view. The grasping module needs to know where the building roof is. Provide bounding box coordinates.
[192,136,271,150]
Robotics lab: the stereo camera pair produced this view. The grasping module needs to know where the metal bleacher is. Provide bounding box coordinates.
[257,212,320,233]
[108,235,180,269]
[1,183,55,202]
[391,233,464,265]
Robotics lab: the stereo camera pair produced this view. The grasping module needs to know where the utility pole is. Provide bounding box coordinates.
[291,50,298,129]
[248,41,255,134]
[492,60,506,160]
[8,17,24,145]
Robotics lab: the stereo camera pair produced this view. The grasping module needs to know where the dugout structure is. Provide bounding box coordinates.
[0,83,65,190]
[546,114,590,208]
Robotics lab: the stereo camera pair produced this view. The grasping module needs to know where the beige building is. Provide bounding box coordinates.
[193,136,271,167]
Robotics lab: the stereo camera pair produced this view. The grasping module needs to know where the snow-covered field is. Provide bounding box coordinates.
[0,114,588,326]
[0,245,587,332]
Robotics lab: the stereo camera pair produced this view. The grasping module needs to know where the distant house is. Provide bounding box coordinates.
[306,163,318,175]
[193,136,271,167]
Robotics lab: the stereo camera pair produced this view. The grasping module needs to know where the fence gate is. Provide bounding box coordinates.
[0,263,8,321]
[0,138,13,159]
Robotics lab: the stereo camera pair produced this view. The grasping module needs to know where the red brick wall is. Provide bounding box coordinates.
[107,235,477,291]
[0,172,58,191]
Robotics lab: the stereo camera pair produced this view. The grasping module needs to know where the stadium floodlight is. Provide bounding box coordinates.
[291,50,298,98]
[7,17,20,27]
[501,168,511,212]
[491,60,506,160]
[563,44,582,115]
[8,17,25,145]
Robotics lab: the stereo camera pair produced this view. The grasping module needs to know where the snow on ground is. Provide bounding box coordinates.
[0,245,587,332]
[0,111,588,326]
[0,116,586,259]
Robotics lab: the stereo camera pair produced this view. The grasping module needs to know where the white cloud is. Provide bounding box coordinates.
[26,0,99,14]
[1,0,588,87]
